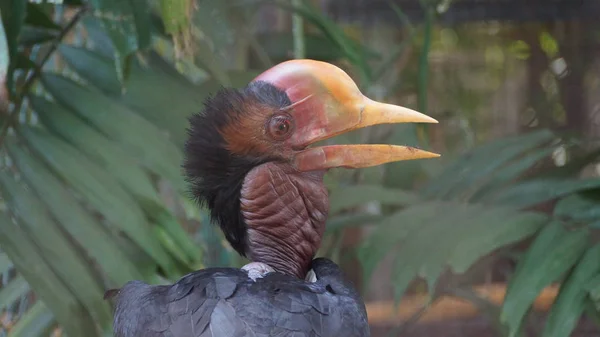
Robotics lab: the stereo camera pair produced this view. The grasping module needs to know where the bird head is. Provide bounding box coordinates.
[184,60,439,278]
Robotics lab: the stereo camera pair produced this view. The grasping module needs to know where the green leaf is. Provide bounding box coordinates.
[0,0,27,93]
[447,211,547,273]
[539,147,600,180]
[0,252,11,274]
[325,213,384,234]
[153,225,190,269]
[273,0,378,79]
[0,8,10,87]
[58,44,121,94]
[193,0,233,53]
[358,202,452,284]
[256,32,345,62]
[5,137,145,284]
[0,171,113,326]
[28,95,161,204]
[554,193,600,222]
[389,203,475,300]
[586,274,600,308]
[24,3,60,30]
[542,243,600,337]
[500,222,589,337]
[87,0,152,81]
[468,147,556,201]
[159,0,191,36]
[144,202,202,266]
[40,73,186,190]
[18,127,173,274]
[17,25,58,46]
[539,31,558,58]
[0,275,29,310]
[81,15,115,58]
[6,301,55,337]
[58,46,206,146]
[489,178,600,209]
[386,204,545,302]
[329,184,420,214]
[420,129,555,198]
[0,213,99,337]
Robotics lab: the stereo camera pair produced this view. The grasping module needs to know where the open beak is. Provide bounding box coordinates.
[292,96,439,171]
[254,59,439,172]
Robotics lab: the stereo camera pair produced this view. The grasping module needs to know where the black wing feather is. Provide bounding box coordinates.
[111,258,369,337]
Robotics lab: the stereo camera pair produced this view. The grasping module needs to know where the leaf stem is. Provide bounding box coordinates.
[291,0,305,59]
[0,4,89,147]
[417,4,433,114]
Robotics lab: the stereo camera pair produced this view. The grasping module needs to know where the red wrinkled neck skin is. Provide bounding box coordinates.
[240,162,328,279]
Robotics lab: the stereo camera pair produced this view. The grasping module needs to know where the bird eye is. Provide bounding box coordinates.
[267,114,294,141]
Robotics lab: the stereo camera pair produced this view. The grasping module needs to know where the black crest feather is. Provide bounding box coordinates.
[183,81,291,256]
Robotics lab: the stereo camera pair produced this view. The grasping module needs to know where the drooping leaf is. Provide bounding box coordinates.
[489,178,600,209]
[420,129,555,198]
[87,0,152,81]
[159,0,192,37]
[57,46,207,146]
[0,275,29,310]
[0,213,99,337]
[0,252,11,274]
[0,0,27,93]
[17,25,58,46]
[586,274,600,313]
[542,243,600,337]
[389,204,545,302]
[389,203,475,300]
[14,51,35,70]
[24,3,60,30]
[5,137,146,284]
[81,15,115,58]
[447,211,547,273]
[143,200,202,267]
[0,7,11,103]
[469,147,556,201]
[0,171,113,326]
[554,192,600,223]
[500,222,589,337]
[539,147,600,180]
[18,127,173,274]
[58,44,121,94]
[153,225,190,269]
[329,184,420,214]
[40,73,186,190]
[325,213,384,234]
[28,95,161,204]
[193,0,233,53]
[6,301,55,337]
[358,202,452,283]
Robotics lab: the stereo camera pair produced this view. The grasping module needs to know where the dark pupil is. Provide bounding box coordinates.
[277,121,288,133]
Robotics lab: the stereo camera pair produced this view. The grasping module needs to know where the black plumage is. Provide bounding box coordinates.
[183,81,290,256]
[110,258,369,337]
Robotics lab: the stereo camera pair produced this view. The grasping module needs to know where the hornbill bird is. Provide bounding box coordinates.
[106,60,439,337]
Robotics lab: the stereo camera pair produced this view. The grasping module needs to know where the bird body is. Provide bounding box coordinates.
[111,258,369,337]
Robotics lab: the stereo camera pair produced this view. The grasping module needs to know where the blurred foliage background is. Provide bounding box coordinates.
[1,0,600,336]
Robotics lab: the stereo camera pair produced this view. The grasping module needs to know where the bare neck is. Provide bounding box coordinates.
[239,162,329,279]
